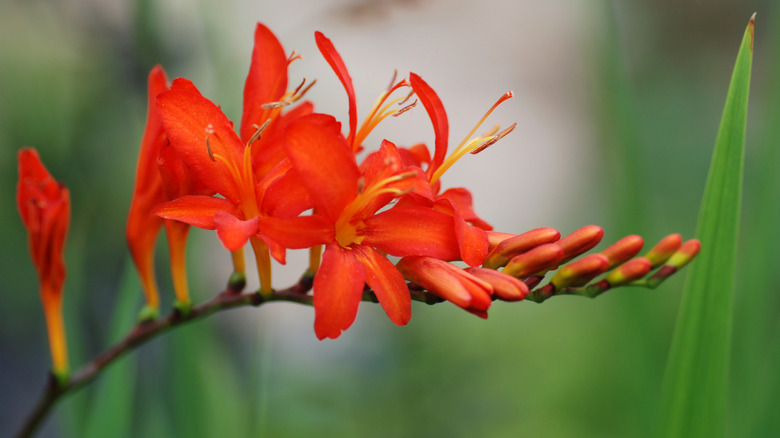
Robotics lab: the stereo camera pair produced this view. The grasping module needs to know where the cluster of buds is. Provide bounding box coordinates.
[17,23,700,381]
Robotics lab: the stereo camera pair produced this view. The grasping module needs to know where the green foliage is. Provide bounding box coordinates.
[657,15,754,438]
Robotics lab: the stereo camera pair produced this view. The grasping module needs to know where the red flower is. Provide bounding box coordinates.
[153,23,316,294]
[17,148,71,378]
[261,114,463,339]
[126,65,169,313]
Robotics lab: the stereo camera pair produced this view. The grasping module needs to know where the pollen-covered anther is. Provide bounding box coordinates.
[289,78,316,103]
[260,101,291,110]
[393,99,417,117]
[502,243,564,278]
[604,257,652,287]
[470,122,517,155]
[205,136,216,162]
[551,254,610,289]
[204,123,215,135]
[246,120,271,146]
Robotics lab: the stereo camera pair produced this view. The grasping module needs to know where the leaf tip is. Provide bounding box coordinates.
[748,12,756,51]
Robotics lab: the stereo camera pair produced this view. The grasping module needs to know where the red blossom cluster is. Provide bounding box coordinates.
[19,23,701,349]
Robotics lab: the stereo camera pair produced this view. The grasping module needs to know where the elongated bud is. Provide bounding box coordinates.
[483,227,560,269]
[397,256,493,313]
[557,225,603,263]
[486,231,518,252]
[665,239,701,269]
[502,243,564,278]
[465,267,529,301]
[551,254,610,289]
[645,233,682,268]
[604,257,652,287]
[646,239,701,288]
[600,235,643,269]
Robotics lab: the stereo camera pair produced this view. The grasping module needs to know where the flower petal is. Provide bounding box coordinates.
[362,206,460,260]
[354,246,411,326]
[437,187,492,230]
[435,198,488,267]
[409,73,449,179]
[313,243,365,340]
[258,215,334,249]
[154,195,240,229]
[315,31,357,147]
[241,22,289,143]
[214,211,259,251]
[156,89,245,204]
[283,113,358,220]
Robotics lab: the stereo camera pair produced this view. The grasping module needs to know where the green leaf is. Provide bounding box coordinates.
[657,14,754,438]
[82,262,142,438]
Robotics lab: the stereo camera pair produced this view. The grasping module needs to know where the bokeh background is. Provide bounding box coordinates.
[1,0,777,436]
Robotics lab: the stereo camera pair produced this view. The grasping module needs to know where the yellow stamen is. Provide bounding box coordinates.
[430,91,514,185]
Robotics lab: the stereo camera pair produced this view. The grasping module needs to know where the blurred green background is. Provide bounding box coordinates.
[1,0,777,437]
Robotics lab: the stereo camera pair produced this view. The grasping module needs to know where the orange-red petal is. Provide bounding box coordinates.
[214,212,259,251]
[156,89,245,204]
[154,195,241,230]
[313,243,365,340]
[283,113,358,221]
[354,245,411,326]
[258,215,334,249]
[362,206,460,260]
[409,73,449,179]
[241,22,289,143]
[314,31,357,147]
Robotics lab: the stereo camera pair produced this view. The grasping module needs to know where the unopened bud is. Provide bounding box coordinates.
[645,234,682,268]
[665,239,701,269]
[604,257,652,287]
[600,235,644,268]
[502,243,564,278]
[465,267,529,301]
[483,227,560,269]
[557,225,603,262]
[551,254,610,289]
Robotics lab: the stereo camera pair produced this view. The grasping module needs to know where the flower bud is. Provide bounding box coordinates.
[645,234,682,268]
[465,267,529,301]
[397,256,493,314]
[502,243,564,278]
[551,254,610,289]
[604,257,652,287]
[665,239,701,269]
[600,235,643,268]
[483,227,560,269]
[557,225,603,263]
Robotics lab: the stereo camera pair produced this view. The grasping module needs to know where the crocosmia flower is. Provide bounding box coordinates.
[17,148,71,379]
[261,114,463,339]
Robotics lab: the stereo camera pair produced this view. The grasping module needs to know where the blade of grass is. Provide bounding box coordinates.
[656,14,754,438]
[82,262,142,438]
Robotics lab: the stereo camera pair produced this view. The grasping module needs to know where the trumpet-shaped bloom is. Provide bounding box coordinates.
[17,148,71,378]
[260,114,463,339]
[153,23,316,294]
[126,65,169,312]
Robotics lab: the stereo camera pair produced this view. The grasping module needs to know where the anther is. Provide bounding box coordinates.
[246,120,271,147]
[394,99,417,117]
[471,123,517,155]
[204,124,215,135]
[292,79,317,103]
[205,136,216,162]
[260,101,291,110]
